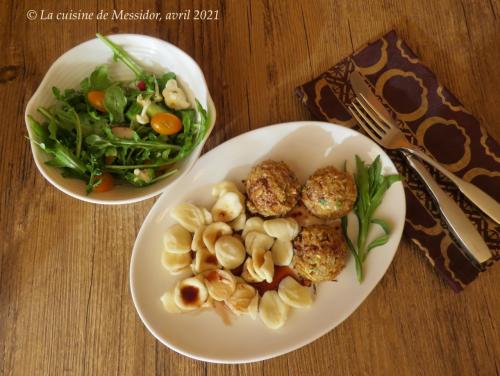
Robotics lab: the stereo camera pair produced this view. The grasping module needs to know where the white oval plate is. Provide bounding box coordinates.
[25,34,216,205]
[130,121,406,363]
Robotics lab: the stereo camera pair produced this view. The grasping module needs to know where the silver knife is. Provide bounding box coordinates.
[350,71,492,264]
[403,152,491,264]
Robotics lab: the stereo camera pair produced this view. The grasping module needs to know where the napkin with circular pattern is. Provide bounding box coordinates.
[295,30,499,291]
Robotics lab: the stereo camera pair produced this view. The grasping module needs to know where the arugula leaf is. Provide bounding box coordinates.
[370,218,391,234]
[70,108,82,157]
[81,65,111,92]
[368,155,381,197]
[48,119,58,141]
[96,33,145,78]
[355,155,369,215]
[158,72,176,89]
[103,86,127,123]
[32,138,87,176]
[78,113,106,136]
[28,115,49,141]
[52,87,83,106]
[124,168,155,187]
[366,218,391,254]
[90,65,112,90]
[343,155,401,282]
[85,133,181,151]
[125,102,142,122]
[194,99,209,145]
[366,235,390,253]
[367,174,401,219]
[341,216,363,282]
[84,153,103,193]
[180,109,196,134]
[85,134,113,149]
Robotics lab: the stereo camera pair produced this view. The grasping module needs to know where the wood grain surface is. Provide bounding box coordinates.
[0,1,498,375]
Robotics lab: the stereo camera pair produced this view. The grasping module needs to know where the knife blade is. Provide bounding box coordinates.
[350,71,398,127]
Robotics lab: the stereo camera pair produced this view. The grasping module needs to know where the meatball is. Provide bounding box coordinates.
[245,160,301,217]
[292,224,348,282]
[288,201,340,228]
[302,166,357,219]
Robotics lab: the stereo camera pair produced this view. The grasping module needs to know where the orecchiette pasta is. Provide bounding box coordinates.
[163,224,192,254]
[211,192,244,222]
[214,235,246,270]
[248,293,259,320]
[263,218,299,241]
[170,203,211,233]
[242,217,265,239]
[159,177,318,330]
[252,247,275,283]
[202,208,213,225]
[161,251,192,274]
[202,222,233,254]
[245,231,274,256]
[212,181,245,204]
[174,277,208,311]
[191,225,209,253]
[160,289,181,313]
[241,257,265,283]
[259,290,290,330]
[225,280,258,316]
[229,212,246,231]
[192,247,219,274]
[203,269,236,301]
[278,276,314,309]
[271,239,293,266]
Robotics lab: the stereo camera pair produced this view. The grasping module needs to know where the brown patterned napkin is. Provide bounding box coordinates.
[295,30,499,291]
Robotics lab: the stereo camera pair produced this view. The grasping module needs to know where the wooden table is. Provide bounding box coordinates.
[1,1,498,375]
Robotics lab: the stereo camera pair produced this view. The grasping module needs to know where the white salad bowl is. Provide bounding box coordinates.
[24,34,216,205]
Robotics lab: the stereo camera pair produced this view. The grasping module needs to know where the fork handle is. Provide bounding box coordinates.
[403,152,492,264]
[403,146,500,225]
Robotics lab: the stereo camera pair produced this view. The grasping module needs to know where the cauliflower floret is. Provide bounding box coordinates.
[162,79,190,110]
[136,94,151,124]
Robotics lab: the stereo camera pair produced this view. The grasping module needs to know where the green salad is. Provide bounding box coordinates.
[28,33,209,193]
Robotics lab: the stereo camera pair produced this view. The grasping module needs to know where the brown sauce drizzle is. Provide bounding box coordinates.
[231,263,244,276]
[205,270,219,282]
[206,254,218,265]
[251,266,310,296]
[180,286,199,305]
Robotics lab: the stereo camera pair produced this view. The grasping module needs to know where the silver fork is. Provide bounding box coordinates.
[348,94,500,225]
[348,97,492,264]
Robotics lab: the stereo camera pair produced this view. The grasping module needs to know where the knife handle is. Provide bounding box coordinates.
[402,151,492,264]
[403,146,500,225]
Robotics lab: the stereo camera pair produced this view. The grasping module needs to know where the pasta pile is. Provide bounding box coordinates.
[160,181,315,329]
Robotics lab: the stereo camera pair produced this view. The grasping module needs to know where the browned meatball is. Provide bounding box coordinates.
[292,224,348,282]
[302,166,357,219]
[245,160,301,217]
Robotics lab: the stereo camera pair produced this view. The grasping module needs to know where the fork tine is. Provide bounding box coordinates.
[354,96,391,133]
[350,100,385,138]
[348,103,382,141]
[355,91,394,131]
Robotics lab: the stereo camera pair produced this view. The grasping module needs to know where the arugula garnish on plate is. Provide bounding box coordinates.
[341,155,401,282]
